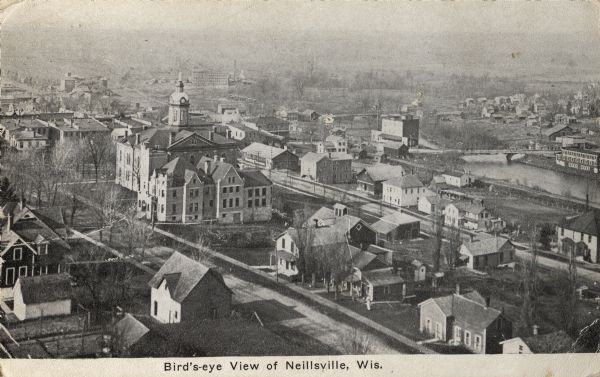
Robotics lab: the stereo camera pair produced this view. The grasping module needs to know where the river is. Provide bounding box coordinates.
[462,155,600,205]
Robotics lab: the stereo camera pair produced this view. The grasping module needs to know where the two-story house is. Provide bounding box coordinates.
[148,252,232,323]
[356,164,406,198]
[419,290,512,354]
[0,203,70,299]
[300,152,353,184]
[444,201,492,230]
[381,175,425,208]
[316,135,347,154]
[556,211,599,263]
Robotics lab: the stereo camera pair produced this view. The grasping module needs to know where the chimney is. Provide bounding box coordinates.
[213,154,218,161]
[532,324,539,336]
[283,145,287,150]
[124,130,128,137]
[455,283,460,295]
[7,214,11,232]
[313,219,320,228]
[485,295,491,308]
[220,156,225,162]
[328,152,332,158]
[204,160,211,174]
[135,133,140,145]
[19,196,24,210]
[208,131,214,141]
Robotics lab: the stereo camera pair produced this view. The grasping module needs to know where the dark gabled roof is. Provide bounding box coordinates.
[156,157,205,187]
[17,274,72,305]
[148,252,231,303]
[238,170,272,188]
[421,292,504,331]
[461,236,511,257]
[9,207,70,251]
[361,268,404,286]
[542,124,572,136]
[561,211,600,237]
[357,164,406,183]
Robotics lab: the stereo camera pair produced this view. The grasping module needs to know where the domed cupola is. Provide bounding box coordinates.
[168,72,190,127]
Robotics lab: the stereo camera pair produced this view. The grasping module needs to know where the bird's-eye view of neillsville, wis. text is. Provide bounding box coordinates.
[1,0,600,367]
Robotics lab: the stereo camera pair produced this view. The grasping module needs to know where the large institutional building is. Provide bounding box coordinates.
[115,75,272,224]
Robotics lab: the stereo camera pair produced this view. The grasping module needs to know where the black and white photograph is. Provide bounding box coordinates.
[0,0,599,375]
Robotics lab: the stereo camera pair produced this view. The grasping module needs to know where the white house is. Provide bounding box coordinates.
[148,252,232,323]
[442,172,473,188]
[12,274,72,321]
[382,175,425,208]
[417,194,449,215]
[556,211,599,263]
[459,236,515,271]
[272,229,301,277]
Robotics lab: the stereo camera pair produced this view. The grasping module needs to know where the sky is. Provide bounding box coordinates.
[3,0,599,35]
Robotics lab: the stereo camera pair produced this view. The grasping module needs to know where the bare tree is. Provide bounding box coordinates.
[339,328,372,354]
[90,184,125,242]
[190,233,214,266]
[520,225,539,334]
[431,213,443,273]
[69,246,135,323]
[83,134,115,183]
[445,225,462,270]
[123,204,153,261]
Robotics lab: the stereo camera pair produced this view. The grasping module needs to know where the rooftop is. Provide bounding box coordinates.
[461,236,512,257]
[383,174,424,189]
[17,274,72,305]
[148,252,231,303]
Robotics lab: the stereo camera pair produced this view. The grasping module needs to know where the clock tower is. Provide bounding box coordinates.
[168,72,190,127]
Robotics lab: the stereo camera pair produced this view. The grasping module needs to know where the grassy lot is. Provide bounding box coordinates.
[318,292,428,342]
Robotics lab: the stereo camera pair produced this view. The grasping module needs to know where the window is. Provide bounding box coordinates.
[153,301,158,316]
[454,326,461,341]
[223,199,227,208]
[161,190,165,198]
[465,331,471,346]
[174,311,178,320]
[172,190,177,198]
[262,187,267,195]
[194,203,199,212]
[5,267,15,285]
[248,200,253,208]
[172,204,176,213]
[13,247,22,261]
[281,238,286,249]
[38,244,48,255]
[262,198,266,206]
[209,200,213,207]
[222,187,227,194]
[229,198,233,207]
[255,198,260,207]
[161,205,164,213]
[435,322,442,340]
[18,266,27,277]
[589,235,592,243]
[248,189,253,197]
[229,187,233,193]
[236,186,240,193]
[474,335,482,351]
[518,345,523,354]
[255,188,260,196]
[235,198,239,207]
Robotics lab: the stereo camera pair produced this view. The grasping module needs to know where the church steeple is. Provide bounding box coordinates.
[168,72,190,127]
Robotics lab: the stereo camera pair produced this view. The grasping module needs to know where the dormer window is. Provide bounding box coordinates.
[38,243,48,255]
[13,247,22,261]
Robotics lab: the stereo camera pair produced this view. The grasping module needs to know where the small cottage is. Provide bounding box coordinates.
[148,252,232,323]
[13,274,72,321]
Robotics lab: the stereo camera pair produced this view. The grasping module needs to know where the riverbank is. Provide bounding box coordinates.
[517,154,600,181]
